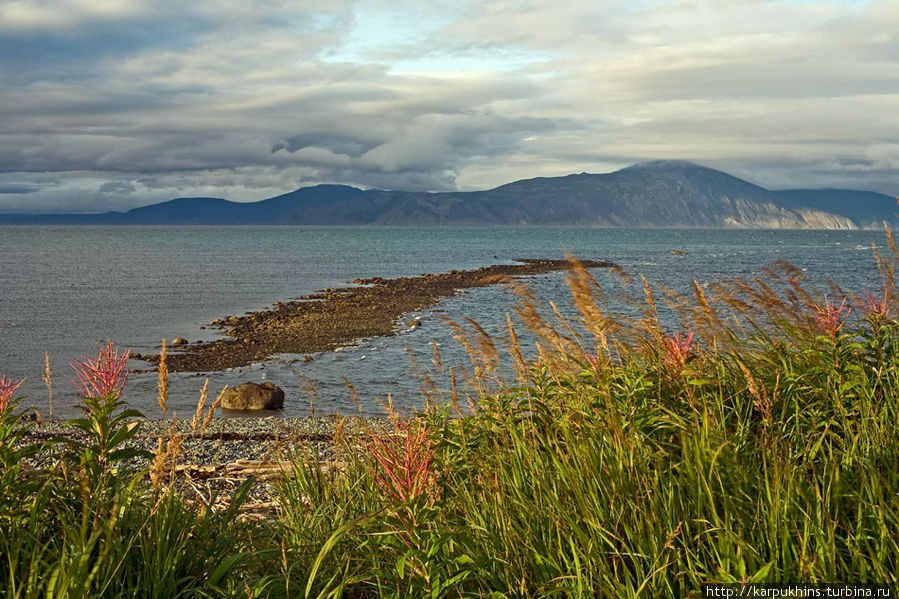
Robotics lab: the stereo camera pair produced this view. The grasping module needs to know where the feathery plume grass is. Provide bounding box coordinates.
[190,379,209,434]
[42,351,53,418]
[157,338,169,416]
[200,385,227,438]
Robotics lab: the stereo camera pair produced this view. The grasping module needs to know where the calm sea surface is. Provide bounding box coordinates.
[0,226,887,419]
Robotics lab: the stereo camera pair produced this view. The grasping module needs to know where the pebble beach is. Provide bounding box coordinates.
[19,415,399,511]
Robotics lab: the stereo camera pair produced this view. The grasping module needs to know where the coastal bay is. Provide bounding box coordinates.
[0,226,885,418]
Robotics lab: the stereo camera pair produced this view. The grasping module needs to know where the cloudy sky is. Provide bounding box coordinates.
[1,0,896,212]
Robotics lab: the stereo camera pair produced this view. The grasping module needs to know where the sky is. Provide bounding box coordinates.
[0,0,896,213]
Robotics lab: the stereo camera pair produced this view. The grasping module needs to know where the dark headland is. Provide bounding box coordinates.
[142,258,616,372]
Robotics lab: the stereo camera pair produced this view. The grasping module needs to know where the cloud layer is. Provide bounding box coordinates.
[1,0,896,212]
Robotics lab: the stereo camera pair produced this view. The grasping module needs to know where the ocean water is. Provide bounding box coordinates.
[0,226,888,419]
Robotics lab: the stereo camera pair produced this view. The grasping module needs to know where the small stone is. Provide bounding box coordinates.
[303,355,313,362]
[171,337,189,346]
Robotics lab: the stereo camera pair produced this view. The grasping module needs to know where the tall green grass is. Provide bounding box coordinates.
[274,239,899,597]
[2,235,899,597]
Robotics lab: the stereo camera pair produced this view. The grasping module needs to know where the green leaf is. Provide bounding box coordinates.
[749,561,775,582]
[108,447,152,463]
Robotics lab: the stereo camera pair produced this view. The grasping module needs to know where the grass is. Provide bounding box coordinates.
[3,232,899,597]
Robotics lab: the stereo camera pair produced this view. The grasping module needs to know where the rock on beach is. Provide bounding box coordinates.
[221,382,285,410]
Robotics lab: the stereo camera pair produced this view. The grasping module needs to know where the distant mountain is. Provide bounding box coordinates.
[2,161,895,228]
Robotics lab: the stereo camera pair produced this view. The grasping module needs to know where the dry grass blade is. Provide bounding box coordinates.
[200,385,227,438]
[342,376,361,409]
[461,316,501,374]
[191,379,210,435]
[505,314,528,382]
[404,347,439,410]
[150,415,185,490]
[42,351,53,419]
[564,258,615,357]
[157,339,169,417]
[299,372,320,419]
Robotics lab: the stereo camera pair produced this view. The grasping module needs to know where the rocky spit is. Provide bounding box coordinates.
[19,416,397,517]
[141,258,617,372]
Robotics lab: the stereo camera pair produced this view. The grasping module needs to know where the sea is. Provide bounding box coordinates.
[0,226,889,420]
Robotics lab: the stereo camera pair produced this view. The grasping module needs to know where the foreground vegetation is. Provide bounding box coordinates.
[3,236,899,597]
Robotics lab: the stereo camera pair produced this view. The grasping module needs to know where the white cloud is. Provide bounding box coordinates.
[0,0,146,31]
[0,0,897,212]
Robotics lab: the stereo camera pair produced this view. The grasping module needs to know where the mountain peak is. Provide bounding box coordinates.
[622,159,702,172]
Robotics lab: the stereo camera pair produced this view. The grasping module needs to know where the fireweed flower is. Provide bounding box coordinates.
[369,421,438,506]
[662,331,693,377]
[862,291,890,320]
[71,339,130,400]
[814,295,851,341]
[0,375,25,412]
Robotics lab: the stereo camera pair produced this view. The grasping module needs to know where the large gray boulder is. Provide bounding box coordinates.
[221,382,285,410]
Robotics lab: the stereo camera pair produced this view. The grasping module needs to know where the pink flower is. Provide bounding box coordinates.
[662,331,693,376]
[814,295,851,340]
[861,291,890,320]
[369,421,438,505]
[71,339,130,400]
[0,375,25,412]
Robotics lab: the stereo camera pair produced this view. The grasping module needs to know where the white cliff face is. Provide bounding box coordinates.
[713,199,861,230]
[795,209,859,230]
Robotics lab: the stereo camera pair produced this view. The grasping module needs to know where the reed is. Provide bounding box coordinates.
[157,338,169,417]
[42,351,53,419]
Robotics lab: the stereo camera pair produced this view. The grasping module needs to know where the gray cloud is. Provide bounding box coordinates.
[0,184,38,194]
[0,0,897,212]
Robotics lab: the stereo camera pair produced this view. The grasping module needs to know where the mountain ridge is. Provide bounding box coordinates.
[2,161,895,229]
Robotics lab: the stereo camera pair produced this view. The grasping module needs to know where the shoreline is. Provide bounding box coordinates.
[141,258,617,373]
[22,415,391,465]
[20,415,393,507]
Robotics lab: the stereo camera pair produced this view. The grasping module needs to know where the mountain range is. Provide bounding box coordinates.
[2,161,895,228]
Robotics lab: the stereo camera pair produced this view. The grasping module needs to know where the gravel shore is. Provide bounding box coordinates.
[19,415,398,511]
[24,414,396,464]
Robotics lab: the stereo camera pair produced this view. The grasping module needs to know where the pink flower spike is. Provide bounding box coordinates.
[862,291,890,320]
[814,295,851,340]
[0,375,26,412]
[368,421,438,505]
[662,331,693,376]
[71,339,130,400]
